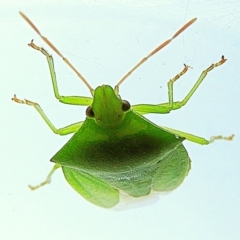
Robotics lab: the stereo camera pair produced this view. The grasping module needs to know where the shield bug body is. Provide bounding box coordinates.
[12,12,233,208]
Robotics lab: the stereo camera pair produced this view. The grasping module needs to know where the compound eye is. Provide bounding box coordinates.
[86,106,94,117]
[121,100,131,111]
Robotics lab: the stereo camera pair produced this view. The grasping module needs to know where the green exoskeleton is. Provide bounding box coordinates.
[13,12,233,208]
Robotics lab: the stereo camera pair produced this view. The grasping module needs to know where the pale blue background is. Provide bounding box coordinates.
[1,1,240,239]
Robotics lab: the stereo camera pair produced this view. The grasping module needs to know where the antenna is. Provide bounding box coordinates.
[115,18,197,87]
[19,12,94,93]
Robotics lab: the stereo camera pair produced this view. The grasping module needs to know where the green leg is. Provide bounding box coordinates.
[132,56,227,114]
[29,163,61,190]
[160,125,234,145]
[12,95,82,135]
[28,40,93,106]
[167,63,189,109]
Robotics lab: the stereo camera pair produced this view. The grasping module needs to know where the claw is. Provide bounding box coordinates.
[12,94,26,104]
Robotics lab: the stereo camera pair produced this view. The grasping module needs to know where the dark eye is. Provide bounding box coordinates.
[122,100,131,111]
[86,106,94,117]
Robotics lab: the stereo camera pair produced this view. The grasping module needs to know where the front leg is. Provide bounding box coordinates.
[28,40,93,106]
[132,56,227,114]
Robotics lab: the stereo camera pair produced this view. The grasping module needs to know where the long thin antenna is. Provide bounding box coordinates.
[115,18,197,87]
[19,12,94,93]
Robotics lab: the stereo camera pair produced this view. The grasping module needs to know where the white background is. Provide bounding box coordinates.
[1,1,240,239]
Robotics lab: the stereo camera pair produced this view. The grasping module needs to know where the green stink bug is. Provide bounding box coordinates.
[13,12,233,208]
